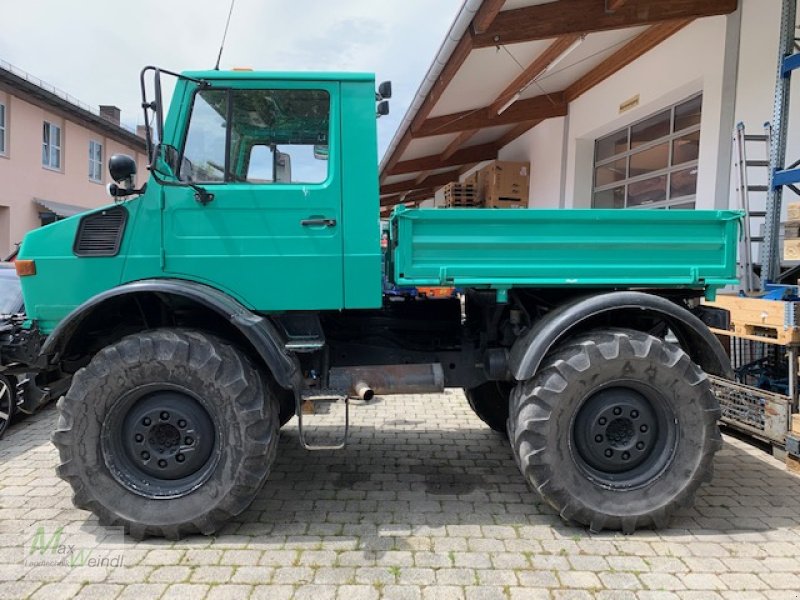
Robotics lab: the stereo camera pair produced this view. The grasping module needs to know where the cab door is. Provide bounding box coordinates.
[160,81,343,311]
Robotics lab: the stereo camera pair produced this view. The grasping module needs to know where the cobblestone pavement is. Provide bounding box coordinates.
[1,389,799,600]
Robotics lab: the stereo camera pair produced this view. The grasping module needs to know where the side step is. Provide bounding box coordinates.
[296,390,349,451]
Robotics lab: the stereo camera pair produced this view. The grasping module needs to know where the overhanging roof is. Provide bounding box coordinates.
[34,198,88,218]
[379,0,738,213]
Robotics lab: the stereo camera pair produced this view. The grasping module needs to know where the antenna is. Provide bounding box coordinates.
[214,0,237,71]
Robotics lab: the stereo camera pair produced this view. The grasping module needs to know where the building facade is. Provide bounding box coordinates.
[0,62,147,256]
[380,0,797,241]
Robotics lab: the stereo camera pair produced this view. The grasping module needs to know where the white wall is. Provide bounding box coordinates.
[490,0,799,215]
[565,16,729,209]
[498,117,566,208]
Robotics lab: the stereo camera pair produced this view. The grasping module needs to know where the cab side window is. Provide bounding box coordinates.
[180,90,228,182]
[180,87,330,185]
[231,89,330,184]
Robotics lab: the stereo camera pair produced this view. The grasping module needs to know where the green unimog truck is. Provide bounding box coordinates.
[1,66,740,539]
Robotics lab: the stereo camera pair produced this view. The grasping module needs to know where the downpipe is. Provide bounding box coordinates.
[329,364,445,400]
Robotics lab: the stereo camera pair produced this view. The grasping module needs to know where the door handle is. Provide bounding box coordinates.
[301,218,337,227]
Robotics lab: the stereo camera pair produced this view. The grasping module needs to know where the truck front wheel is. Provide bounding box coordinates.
[508,329,720,533]
[52,329,279,539]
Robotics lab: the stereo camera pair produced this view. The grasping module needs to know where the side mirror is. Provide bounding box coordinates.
[109,154,137,185]
[378,81,392,100]
[313,145,329,161]
[377,100,390,117]
[275,151,292,183]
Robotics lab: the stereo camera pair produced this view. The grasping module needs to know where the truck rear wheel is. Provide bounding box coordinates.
[464,381,512,433]
[52,329,279,539]
[508,329,720,533]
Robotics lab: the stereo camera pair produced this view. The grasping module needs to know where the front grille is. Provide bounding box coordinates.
[73,206,128,257]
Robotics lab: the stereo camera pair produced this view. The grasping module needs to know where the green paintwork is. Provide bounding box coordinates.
[389,207,741,300]
[18,70,382,333]
[17,67,740,337]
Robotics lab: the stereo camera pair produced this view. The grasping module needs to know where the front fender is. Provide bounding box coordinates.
[40,278,299,389]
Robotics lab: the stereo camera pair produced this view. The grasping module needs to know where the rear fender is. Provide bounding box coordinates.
[509,291,732,381]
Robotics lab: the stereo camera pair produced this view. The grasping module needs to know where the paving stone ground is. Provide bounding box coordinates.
[1,389,799,599]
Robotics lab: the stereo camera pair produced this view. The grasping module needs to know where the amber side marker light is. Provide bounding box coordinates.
[15,260,36,277]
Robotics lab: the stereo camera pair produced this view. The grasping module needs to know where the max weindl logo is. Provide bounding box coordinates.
[24,525,125,568]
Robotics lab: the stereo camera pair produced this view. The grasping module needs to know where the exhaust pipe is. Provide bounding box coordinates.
[329,364,445,399]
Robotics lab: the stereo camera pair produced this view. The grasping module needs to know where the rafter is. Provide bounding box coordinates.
[381,31,474,182]
[415,93,566,138]
[441,130,479,160]
[605,0,628,12]
[473,0,737,48]
[388,142,498,176]
[564,19,693,102]
[380,188,436,207]
[380,170,462,196]
[488,35,580,117]
[472,0,506,34]
[495,120,543,149]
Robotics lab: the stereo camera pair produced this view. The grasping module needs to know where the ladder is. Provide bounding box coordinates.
[734,122,772,293]
[763,0,800,284]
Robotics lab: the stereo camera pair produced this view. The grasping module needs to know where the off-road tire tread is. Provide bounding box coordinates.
[52,328,279,540]
[507,328,721,533]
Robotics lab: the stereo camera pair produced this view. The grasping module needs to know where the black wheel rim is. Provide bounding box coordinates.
[570,381,677,489]
[0,376,13,437]
[102,383,219,498]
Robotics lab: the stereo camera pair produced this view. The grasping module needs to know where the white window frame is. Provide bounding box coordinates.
[592,94,702,210]
[89,139,103,182]
[42,121,62,171]
[0,102,6,156]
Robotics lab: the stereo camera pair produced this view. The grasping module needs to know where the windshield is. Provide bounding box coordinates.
[0,267,22,315]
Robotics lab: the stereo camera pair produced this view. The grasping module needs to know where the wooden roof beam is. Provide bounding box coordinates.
[489,35,580,116]
[414,92,566,138]
[605,0,628,13]
[440,129,479,161]
[388,142,498,176]
[472,0,506,34]
[473,0,737,47]
[380,188,436,207]
[564,19,693,102]
[380,30,474,181]
[380,169,462,196]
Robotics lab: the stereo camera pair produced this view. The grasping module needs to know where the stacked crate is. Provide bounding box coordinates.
[788,416,800,474]
[783,202,800,260]
[443,182,480,207]
[478,161,530,208]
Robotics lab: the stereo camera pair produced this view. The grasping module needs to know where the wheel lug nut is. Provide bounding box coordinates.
[134,433,144,443]
[640,425,648,433]
[622,452,630,460]
[142,417,151,426]
[630,410,639,418]
[598,417,607,426]
[178,419,187,428]
[594,434,603,443]
[141,451,150,460]
[160,411,170,421]
[176,454,185,463]
[158,459,168,468]
[185,436,194,445]
[613,407,622,416]
[636,441,645,450]
[604,449,613,458]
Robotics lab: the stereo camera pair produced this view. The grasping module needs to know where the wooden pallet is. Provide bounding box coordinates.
[443,182,480,208]
[703,294,800,345]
